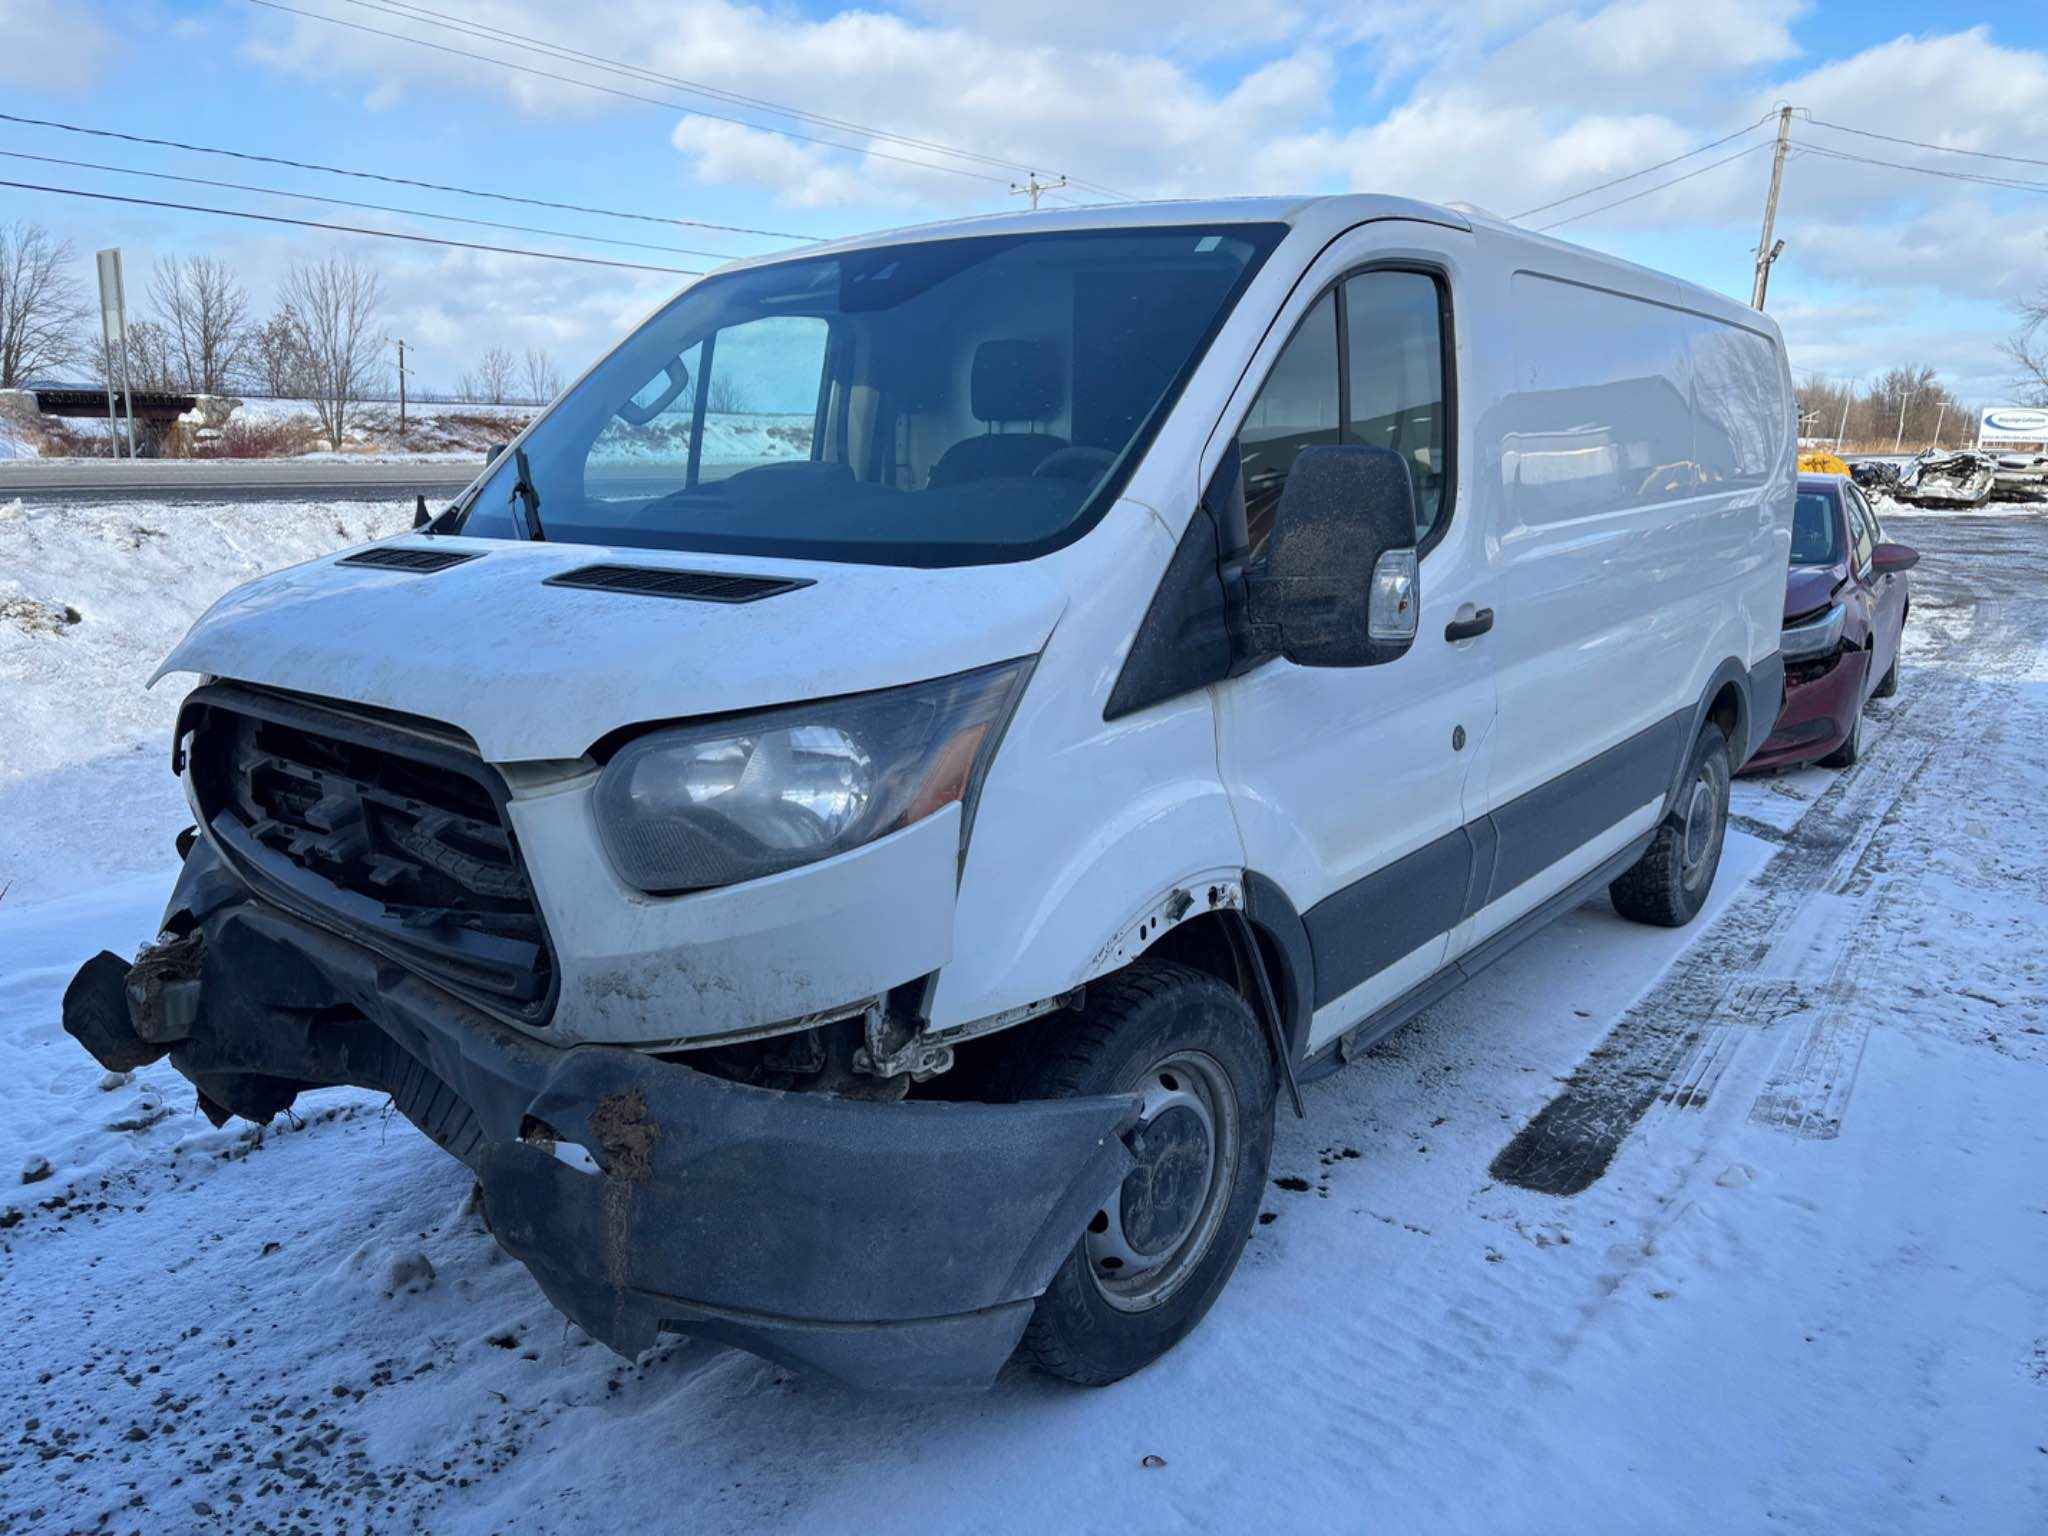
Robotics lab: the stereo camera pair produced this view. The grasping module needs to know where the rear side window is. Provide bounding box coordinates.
[1237,291,1339,552]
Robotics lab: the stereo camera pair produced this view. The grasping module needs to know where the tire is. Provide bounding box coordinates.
[1819,696,1864,768]
[995,960,1276,1386]
[1610,723,1732,928]
[1871,654,1899,699]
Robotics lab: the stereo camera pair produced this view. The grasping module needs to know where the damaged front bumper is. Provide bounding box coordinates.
[63,844,1139,1392]
[1742,646,1870,772]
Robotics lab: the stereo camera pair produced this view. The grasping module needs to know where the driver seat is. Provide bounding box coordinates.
[927,339,1067,487]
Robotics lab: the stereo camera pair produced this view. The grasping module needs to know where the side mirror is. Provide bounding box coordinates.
[485,442,505,465]
[1247,444,1420,667]
[1872,541,1919,575]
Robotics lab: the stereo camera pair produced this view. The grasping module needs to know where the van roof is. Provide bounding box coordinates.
[708,193,1777,339]
[718,195,1462,271]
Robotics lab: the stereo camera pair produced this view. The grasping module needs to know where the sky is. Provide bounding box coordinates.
[3,0,2045,403]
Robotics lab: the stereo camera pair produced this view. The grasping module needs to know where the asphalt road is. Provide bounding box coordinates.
[0,458,480,504]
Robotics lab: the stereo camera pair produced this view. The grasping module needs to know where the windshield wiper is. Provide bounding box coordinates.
[511,447,546,542]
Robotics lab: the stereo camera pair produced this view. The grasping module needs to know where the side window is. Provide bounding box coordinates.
[1238,291,1339,553]
[1846,487,1875,576]
[588,340,704,501]
[1344,271,1448,540]
[694,315,827,483]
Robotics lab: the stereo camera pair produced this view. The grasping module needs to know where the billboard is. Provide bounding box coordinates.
[1978,406,2048,447]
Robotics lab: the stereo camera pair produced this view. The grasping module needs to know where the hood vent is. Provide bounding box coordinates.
[338,547,483,574]
[543,564,813,604]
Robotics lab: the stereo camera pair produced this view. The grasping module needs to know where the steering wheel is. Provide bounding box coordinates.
[1032,446,1117,481]
[614,354,692,426]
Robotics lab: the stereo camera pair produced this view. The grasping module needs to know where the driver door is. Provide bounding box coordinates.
[1213,236,1497,1050]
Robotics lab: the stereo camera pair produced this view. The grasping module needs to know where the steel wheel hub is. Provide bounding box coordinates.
[1680,759,1724,886]
[1085,1049,1239,1313]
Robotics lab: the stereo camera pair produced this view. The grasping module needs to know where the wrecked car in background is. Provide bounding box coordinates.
[1993,453,2048,502]
[1849,448,2011,510]
[62,195,1794,1392]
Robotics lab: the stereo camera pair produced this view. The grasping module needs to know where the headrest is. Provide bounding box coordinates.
[971,339,1061,423]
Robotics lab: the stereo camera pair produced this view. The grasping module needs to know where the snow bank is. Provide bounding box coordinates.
[589,410,813,466]
[0,494,408,900]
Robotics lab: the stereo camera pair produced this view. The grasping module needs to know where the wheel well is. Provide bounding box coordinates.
[1706,678,1744,753]
[1142,910,1242,994]
[1140,910,1306,1063]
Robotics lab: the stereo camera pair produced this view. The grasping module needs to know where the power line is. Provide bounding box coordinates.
[0,148,758,259]
[0,177,703,274]
[0,111,818,240]
[244,0,1014,186]
[1533,143,1775,232]
[1801,115,2048,173]
[1791,140,2048,197]
[351,0,1131,199]
[1510,113,1776,221]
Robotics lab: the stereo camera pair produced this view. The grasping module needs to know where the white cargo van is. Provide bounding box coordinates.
[63,196,1792,1391]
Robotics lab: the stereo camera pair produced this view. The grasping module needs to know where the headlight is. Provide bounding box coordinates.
[1780,601,1845,661]
[594,658,1031,894]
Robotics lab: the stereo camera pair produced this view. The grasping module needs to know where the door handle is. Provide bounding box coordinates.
[1445,608,1494,643]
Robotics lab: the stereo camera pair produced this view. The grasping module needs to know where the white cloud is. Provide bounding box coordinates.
[213,0,2048,398]
[0,0,115,89]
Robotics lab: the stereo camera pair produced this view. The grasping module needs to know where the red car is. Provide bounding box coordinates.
[1745,475,1918,772]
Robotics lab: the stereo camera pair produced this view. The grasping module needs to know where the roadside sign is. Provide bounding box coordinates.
[1977,406,2048,447]
[95,248,138,460]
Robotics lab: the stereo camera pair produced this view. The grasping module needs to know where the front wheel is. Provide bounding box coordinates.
[1610,723,1731,928]
[996,960,1276,1385]
[1819,696,1864,768]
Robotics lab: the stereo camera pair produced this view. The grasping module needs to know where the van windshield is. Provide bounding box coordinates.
[455,224,1285,567]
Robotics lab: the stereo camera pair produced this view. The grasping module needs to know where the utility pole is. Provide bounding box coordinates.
[1931,399,1947,451]
[1009,173,1067,211]
[393,338,410,432]
[1835,377,1854,450]
[1894,385,1914,454]
[1750,105,1794,310]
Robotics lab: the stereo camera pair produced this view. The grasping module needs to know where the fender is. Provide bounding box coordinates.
[1662,655,1755,817]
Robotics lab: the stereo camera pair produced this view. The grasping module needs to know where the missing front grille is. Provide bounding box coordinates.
[184,687,555,1019]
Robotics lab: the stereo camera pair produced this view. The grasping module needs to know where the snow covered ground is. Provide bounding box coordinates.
[2,500,2046,1533]
[7,397,815,468]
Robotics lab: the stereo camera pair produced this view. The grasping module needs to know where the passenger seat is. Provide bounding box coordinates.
[927,339,1067,487]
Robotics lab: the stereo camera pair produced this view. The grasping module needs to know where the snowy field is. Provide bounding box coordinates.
[4,398,814,468]
[2,497,2046,1533]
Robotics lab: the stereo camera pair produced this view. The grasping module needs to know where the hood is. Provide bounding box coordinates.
[154,537,1067,762]
[1783,564,1842,623]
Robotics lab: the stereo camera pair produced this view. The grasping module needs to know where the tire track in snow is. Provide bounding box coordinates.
[1490,526,2046,1196]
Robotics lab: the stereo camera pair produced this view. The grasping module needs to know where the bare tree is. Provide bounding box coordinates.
[522,345,562,403]
[2002,286,2048,406]
[460,345,518,405]
[0,220,90,387]
[149,254,250,394]
[705,372,749,415]
[242,305,307,397]
[91,319,180,393]
[278,254,385,450]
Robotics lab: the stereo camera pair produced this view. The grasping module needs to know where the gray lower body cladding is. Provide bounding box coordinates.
[63,845,1139,1392]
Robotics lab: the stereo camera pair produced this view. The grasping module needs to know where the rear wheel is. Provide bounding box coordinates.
[997,961,1275,1386]
[1610,723,1731,928]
